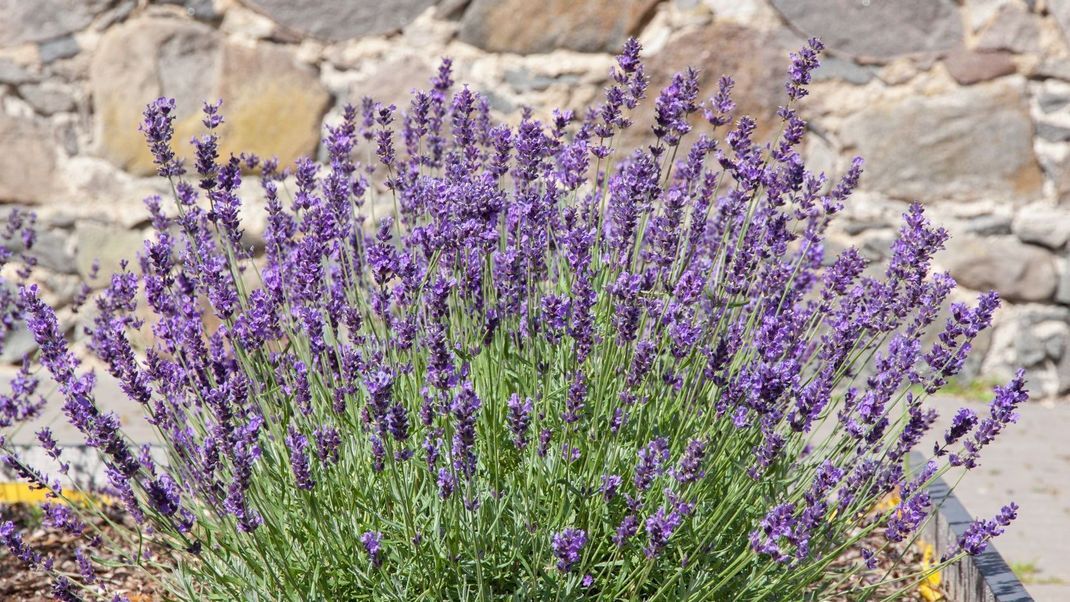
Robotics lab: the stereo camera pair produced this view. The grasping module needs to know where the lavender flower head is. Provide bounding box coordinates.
[551,528,587,573]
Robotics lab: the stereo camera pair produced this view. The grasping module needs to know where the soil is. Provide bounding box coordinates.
[0,502,165,602]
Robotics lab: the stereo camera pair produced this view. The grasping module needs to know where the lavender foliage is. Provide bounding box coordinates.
[0,37,1029,600]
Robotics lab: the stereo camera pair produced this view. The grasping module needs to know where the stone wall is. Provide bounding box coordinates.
[1,0,1070,395]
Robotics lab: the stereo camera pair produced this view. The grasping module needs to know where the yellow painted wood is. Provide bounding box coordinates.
[0,482,94,504]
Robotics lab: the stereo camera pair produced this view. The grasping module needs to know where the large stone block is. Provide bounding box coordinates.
[770,0,963,62]
[245,0,435,41]
[837,83,1042,202]
[1012,203,1070,250]
[0,114,59,204]
[941,235,1058,302]
[942,47,1016,85]
[90,16,332,176]
[74,221,146,281]
[459,0,660,54]
[625,22,792,146]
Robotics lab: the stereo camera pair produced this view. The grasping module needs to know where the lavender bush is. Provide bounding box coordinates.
[0,38,1026,600]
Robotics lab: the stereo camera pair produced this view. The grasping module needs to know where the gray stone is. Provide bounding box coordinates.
[349,58,435,109]
[963,213,1013,236]
[837,83,1042,202]
[96,0,137,30]
[812,56,873,85]
[0,114,59,204]
[157,0,220,22]
[437,0,470,20]
[38,36,80,63]
[1037,121,1070,142]
[0,323,38,364]
[1057,261,1070,305]
[0,59,35,84]
[860,229,896,262]
[1047,0,1070,47]
[478,88,516,114]
[245,0,435,41]
[1039,141,1070,204]
[941,235,1057,302]
[0,219,78,274]
[74,222,145,280]
[1012,204,1070,249]
[18,83,76,115]
[769,0,963,62]
[1016,320,1065,367]
[459,0,661,54]
[0,0,112,46]
[841,219,888,236]
[503,68,581,92]
[943,47,1016,85]
[1032,58,1070,82]
[1056,342,1070,395]
[31,228,78,275]
[976,3,1042,54]
[1038,88,1070,114]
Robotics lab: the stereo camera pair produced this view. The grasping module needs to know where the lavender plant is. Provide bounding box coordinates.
[0,38,1026,601]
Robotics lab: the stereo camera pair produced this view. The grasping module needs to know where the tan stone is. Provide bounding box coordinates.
[90,16,331,176]
[459,0,661,55]
[0,114,58,204]
[625,22,793,147]
[216,43,331,167]
[837,82,1043,202]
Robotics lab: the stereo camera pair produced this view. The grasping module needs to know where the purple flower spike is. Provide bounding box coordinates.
[506,393,533,449]
[361,530,383,568]
[634,437,670,491]
[551,528,587,573]
[139,97,185,177]
[286,426,315,491]
[1,521,41,568]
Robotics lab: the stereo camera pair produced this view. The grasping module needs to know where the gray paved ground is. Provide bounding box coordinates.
[926,395,1070,601]
[2,368,1068,600]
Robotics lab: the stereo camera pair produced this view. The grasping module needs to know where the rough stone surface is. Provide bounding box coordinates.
[769,0,963,62]
[1013,204,1070,249]
[0,59,35,84]
[629,21,790,143]
[32,229,78,275]
[216,42,332,165]
[459,0,660,54]
[1048,0,1070,46]
[0,115,59,204]
[246,0,436,41]
[90,16,331,175]
[347,58,436,112]
[976,3,1043,54]
[18,83,77,115]
[74,221,146,280]
[943,47,1016,84]
[0,0,111,46]
[1057,260,1070,305]
[941,235,1058,302]
[38,36,80,63]
[812,56,873,85]
[837,83,1043,202]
